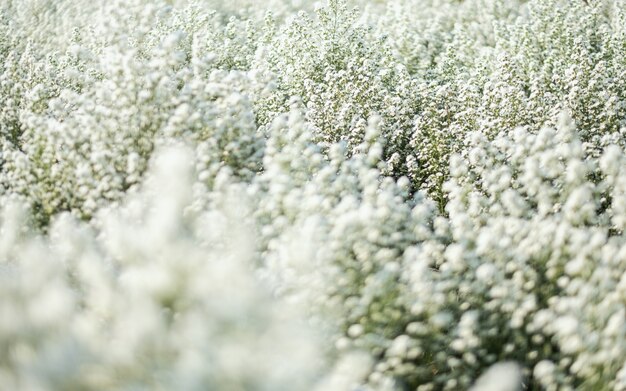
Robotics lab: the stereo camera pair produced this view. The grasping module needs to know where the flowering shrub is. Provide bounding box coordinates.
[2,0,626,390]
[0,146,329,390]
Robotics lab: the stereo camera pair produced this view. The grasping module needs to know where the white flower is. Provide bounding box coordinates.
[470,362,522,391]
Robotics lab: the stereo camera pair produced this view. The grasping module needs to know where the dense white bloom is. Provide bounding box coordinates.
[0,147,330,390]
[2,0,626,389]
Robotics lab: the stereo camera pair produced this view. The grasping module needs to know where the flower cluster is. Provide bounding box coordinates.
[0,146,327,390]
[2,0,626,390]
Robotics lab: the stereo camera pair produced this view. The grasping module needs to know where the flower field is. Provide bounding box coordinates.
[1,0,626,389]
